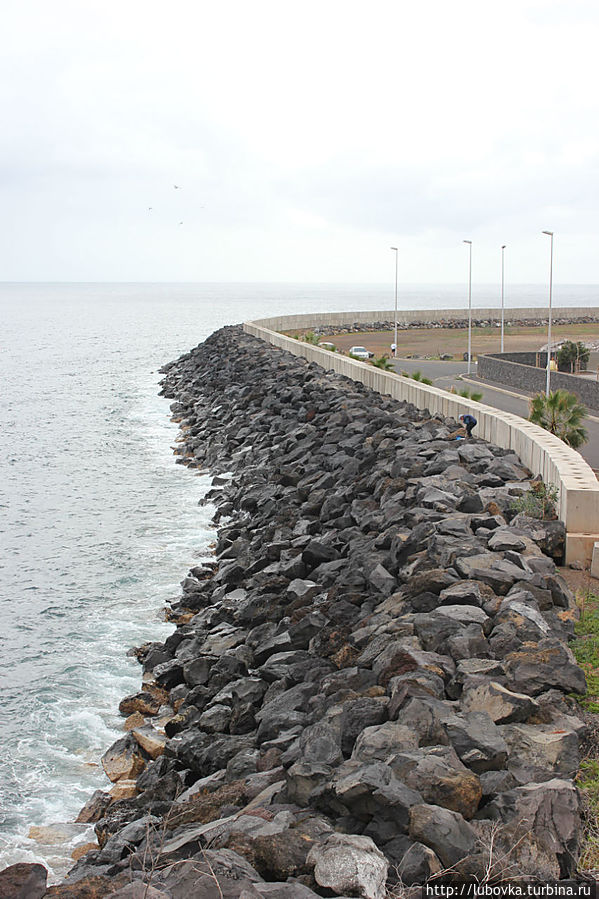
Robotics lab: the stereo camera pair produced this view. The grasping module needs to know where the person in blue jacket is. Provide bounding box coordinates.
[459,413,477,438]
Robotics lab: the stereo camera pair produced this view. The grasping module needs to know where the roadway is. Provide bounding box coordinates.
[390,357,599,470]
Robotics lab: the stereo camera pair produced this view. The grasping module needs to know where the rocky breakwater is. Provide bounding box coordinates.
[17,324,589,898]
[303,313,599,338]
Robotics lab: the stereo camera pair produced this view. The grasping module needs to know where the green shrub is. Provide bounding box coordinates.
[510,481,559,520]
[408,370,433,386]
[458,387,483,402]
[302,331,321,345]
[371,354,394,371]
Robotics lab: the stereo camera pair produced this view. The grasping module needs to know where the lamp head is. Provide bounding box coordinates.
[390,246,398,251]
[501,244,506,249]
[463,240,472,245]
[542,230,553,236]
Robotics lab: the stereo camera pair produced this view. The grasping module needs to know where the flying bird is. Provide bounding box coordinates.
[173,184,182,189]
[148,207,153,211]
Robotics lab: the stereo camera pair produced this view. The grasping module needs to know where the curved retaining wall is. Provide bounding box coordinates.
[244,311,599,566]
[260,306,599,331]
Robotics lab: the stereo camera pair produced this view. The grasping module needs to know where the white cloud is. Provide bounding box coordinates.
[2,0,599,281]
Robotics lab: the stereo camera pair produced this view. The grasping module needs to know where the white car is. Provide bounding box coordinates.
[348,345,371,360]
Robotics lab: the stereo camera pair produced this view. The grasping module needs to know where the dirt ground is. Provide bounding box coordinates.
[561,565,599,600]
[291,323,599,361]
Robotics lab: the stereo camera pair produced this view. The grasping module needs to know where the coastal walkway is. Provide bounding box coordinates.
[244,308,599,567]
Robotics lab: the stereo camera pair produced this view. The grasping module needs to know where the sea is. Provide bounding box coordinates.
[1,281,598,882]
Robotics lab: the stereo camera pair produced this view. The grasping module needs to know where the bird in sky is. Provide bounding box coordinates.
[174,184,182,189]
[148,207,153,211]
[179,221,184,225]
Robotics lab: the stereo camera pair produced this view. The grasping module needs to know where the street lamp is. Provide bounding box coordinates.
[463,240,473,374]
[390,247,398,356]
[542,230,554,397]
[500,245,506,353]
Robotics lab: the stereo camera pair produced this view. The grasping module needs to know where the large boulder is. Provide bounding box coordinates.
[500,723,579,783]
[509,514,566,560]
[503,640,586,696]
[383,834,442,885]
[409,803,478,868]
[0,863,47,899]
[307,833,388,899]
[479,778,582,877]
[332,761,422,829]
[444,711,508,773]
[101,733,147,783]
[351,721,419,762]
[460,681,538,724]
[152,848,265,898]
[387,746,482,819]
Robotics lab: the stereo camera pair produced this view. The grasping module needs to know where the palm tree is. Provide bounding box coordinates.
[529,389,588,448]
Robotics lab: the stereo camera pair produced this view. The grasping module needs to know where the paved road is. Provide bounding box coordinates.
[390,357,599,470]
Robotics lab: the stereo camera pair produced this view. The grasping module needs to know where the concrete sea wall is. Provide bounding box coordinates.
[258,306,599,331]
[244,311,599,565]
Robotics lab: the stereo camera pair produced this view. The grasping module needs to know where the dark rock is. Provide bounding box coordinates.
[383,834,442,885]
[409,803,478,868]
[503,640,586,696]
[152,848,264,898]
[444,710,508,773]
[500,723,579,782]
[168,731,256,775]
[509,514,566,560]
[75,790,113,824]
[0,863,47,899]
[479,779,581,877]
[299,721,343,766]
[62,325,588,893]
[461,680,539,723]
[387,746,482,819]
[326,696,388,756]
[332,761,422,829]
[286,761,333,806]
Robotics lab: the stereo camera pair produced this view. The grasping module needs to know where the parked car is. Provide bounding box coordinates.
[348,346,371,360]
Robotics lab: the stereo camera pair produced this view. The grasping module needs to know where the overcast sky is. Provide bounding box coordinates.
[2,0,599,283]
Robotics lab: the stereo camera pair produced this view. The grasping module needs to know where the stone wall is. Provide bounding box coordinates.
[479,354,599,412]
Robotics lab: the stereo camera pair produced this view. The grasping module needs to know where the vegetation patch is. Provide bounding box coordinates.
[571,590,599,869]
[510,481,559,520]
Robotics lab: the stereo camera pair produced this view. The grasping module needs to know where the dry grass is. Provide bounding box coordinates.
[288,323,599,361]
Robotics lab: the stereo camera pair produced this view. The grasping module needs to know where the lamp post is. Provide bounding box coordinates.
[463,240,472,374]
[500,245,506,353]
[390,246,398,356]
[542,230,554,397]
